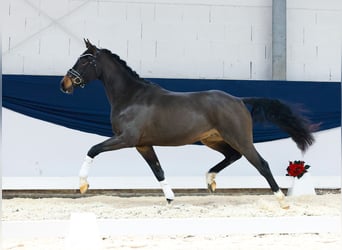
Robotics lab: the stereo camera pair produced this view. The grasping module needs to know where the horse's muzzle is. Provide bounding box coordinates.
[60,76,74,94]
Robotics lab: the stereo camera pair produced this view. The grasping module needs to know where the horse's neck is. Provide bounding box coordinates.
[98,55,154,108]
[100,68,145,108]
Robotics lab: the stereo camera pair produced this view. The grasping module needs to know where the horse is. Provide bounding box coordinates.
[60,39,315,209]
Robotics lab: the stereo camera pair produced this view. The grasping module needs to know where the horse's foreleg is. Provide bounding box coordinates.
[136,146,174,203]
[79,156,93,193]
[78,136,132,194]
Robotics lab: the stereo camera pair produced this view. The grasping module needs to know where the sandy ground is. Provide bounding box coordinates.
[2,193,342,249]
[2,194,341,220]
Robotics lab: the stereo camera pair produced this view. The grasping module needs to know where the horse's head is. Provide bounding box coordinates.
[60,39,99,94]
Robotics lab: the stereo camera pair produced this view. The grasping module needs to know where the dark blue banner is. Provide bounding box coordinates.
[2,74,341,143]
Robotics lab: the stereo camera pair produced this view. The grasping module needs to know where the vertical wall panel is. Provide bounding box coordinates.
[287,0,342,81]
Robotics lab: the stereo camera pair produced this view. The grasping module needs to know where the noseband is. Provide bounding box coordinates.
[67,53,97,88]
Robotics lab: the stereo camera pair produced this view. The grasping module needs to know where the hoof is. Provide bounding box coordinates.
[281,205,290,210]
[207,181,216,193]
[166,198,173,204]
[79,181,89,194]
[280,201,290,210]
[274,190,290,209]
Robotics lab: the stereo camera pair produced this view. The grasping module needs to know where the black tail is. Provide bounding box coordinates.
[243,98,317,152]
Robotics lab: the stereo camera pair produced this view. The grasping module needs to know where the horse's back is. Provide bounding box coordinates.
[147,88,250,127]
[154,88,242,110]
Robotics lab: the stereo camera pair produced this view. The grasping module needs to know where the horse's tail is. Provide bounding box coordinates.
[242,97,318,153]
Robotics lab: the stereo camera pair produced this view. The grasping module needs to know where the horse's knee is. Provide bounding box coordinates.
[87,145,102,158]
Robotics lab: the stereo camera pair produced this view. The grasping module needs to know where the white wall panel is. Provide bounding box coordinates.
[155,4,183,23]
[287,0,342,81]
[287,0,342,11]
[182,5,210,23]
[3,0,339,80]
[1,0,273,80]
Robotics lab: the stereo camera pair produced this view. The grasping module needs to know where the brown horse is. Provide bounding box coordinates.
[61,40,315,208]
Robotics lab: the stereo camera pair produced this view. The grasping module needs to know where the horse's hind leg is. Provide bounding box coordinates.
[136,146,174,203]
[202,140,242,192]
[215,99,288,208]
[240,145,289,209]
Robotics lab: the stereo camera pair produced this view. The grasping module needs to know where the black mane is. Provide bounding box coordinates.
[100,49,152,85]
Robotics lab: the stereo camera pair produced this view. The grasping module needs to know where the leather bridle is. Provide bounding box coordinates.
[66,53,97,88]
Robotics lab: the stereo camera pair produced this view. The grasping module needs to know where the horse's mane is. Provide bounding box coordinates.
[101,49,152,85]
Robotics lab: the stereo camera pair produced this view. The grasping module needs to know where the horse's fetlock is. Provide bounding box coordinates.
[206,172,217,192]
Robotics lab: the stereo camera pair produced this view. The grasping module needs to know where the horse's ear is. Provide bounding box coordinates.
[84,39,94,49]
[84,39,97,55]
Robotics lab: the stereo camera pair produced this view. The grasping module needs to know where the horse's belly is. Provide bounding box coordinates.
[139,128,221,146]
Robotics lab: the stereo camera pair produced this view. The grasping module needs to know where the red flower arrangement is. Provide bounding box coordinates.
[286,160,310,179]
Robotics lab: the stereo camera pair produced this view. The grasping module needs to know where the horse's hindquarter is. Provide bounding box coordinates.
[137,90,250,146]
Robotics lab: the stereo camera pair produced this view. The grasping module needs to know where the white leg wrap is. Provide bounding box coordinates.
[206,172,216,185]
[79,156,93,178]
[274,190,290,209]
[160,180,175,200]
[79,156,93,194]
[274,190,285,199]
